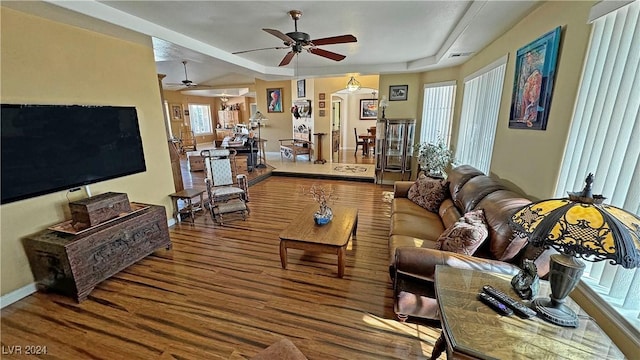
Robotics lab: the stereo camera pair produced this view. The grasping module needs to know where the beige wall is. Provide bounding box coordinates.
[0,7,175,295]
[458,1,594,199]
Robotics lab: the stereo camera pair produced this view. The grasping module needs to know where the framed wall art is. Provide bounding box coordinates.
[319,93,326,100]
[319,101,325,108]
[297,79,306,98]
[389,85,408,101]
[319,109,326,117]
[360,99,378,120]
[267,88,283,113]
[170,104,182,120]
[509,26,562,130]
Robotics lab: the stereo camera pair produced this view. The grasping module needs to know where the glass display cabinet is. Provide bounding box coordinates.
[375,118,416,184]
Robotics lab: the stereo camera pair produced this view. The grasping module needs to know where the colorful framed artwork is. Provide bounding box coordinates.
[509,26,562,130]
[297,79,306,98]
[389,85,408,101]
[360,99,378,120]
[267,88,283,113]
[319,93,326,100]
[170,104,182,120]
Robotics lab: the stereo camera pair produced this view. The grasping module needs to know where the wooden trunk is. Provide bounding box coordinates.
[23,204,171,302]
[69,192,131,227]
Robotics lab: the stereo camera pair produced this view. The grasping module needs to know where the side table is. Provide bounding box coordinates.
[430,266,624,359]
[169,188,205,224]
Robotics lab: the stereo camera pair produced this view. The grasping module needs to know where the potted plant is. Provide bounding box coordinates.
[415,138,454,178]
[306,184,336,225]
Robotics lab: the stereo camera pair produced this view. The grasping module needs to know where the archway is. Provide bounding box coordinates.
[330,87,379,164]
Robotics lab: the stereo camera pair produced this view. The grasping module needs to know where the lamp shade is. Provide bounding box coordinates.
[511,193,640,269]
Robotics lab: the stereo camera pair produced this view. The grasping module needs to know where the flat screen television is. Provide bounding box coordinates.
[1,104,147,204]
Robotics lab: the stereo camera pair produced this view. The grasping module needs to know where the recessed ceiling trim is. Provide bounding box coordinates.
[435,0,487,63]
[44,0,293,77]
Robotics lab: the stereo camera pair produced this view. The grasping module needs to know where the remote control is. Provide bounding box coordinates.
[482,285,537,318]
[477,292,513,316]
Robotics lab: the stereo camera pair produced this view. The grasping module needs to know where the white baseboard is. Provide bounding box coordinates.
[0,283,37,309]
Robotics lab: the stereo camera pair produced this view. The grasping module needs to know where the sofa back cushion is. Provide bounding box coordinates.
[476,190,532,261]
[453,175,506,213]
[447,165,484,200]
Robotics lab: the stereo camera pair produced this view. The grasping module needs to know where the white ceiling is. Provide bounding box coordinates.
[9,1,541,93]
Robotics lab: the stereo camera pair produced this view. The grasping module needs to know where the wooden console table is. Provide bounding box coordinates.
[23,204,171,302]
[431,266,624,359]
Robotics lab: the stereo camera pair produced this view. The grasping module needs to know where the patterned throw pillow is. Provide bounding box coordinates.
[435,209,489,255]
[407,174,449,212]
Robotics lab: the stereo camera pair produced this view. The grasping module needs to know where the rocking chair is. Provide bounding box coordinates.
[202,149,249,225]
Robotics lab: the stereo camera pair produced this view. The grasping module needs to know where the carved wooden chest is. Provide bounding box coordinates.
[69,192,131,227]
[24,204,171,302]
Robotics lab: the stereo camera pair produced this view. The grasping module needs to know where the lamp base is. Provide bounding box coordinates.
[532,297,579,327]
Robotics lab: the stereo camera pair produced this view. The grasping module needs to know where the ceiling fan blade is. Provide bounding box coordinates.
[279,51,296,66]
[308,48,346,62]
[263,28,295,44]
[233,46,290,55]
[311,34,357,46]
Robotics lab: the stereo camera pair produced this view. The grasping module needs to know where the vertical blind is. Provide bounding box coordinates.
[555,1,639,331]
[455,58,507,173]
[420,81,456,146]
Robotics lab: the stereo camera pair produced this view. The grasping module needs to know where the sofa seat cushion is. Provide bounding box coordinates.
[436,209,489,256]
[389,235,438,266]
[392,198,438,217]
[390,212,445,240]
[407,175,449,212]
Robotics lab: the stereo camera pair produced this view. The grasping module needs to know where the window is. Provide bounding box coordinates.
[555,1,639,332]
[188,104,213,135]
[455,56,507,173]
[420,81,456,146]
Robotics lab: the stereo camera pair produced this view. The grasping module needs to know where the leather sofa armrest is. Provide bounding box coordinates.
[394,247,522,282]
[394,181,414,198]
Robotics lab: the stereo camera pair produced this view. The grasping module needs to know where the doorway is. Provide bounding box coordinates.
[329,87,378,165]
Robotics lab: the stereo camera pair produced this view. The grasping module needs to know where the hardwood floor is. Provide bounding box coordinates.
[1,177,442,359]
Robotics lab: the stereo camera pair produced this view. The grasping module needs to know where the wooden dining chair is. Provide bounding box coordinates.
[354,128,366,156]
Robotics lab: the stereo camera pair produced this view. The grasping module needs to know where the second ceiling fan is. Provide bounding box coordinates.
[233,10,357,67]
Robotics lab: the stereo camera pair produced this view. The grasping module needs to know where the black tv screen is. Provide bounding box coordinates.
[1,104,147,204]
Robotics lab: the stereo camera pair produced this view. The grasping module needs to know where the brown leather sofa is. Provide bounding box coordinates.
[389,165,553,321]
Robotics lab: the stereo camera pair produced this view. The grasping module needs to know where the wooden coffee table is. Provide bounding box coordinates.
[279,205,358,277]
[431,266,624,359]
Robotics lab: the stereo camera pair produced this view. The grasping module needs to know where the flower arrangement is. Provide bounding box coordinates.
[305,184,336,225]
[307,184,335,210]
[414,138,454,177]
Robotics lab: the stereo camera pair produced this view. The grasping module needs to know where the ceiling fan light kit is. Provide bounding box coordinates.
[233,10,357,67]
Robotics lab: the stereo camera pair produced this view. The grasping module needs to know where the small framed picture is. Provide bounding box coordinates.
[319,93,326,100]
[171,104,182,120]
[184,109,190,116]
[319,101,325,108]
[360,99,378,120]
[319,109,326,117]
[389,85,408,101]
[297,79,306,98]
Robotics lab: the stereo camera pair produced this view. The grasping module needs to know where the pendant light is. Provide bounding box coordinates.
[346,76,361,92]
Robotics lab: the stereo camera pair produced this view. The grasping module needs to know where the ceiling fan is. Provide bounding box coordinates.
[166,61,214,89]
[233,10,357,67]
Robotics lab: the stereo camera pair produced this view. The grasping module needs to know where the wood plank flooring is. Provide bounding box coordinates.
[1,177,443,359]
